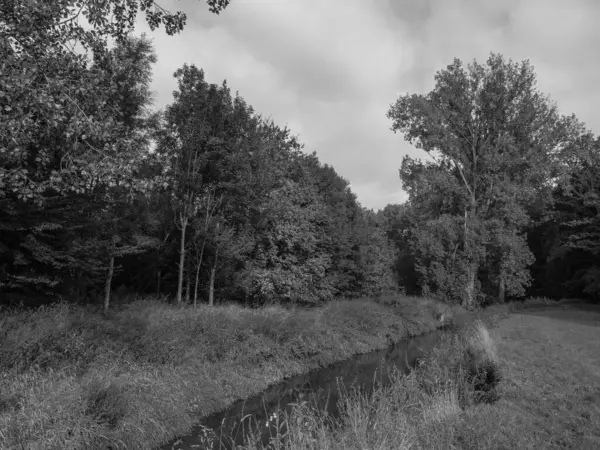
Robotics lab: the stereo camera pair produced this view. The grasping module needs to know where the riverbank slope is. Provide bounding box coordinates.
[229,301,600,449]
[0,295,461,450]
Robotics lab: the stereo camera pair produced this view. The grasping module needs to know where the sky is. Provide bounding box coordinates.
[133,0,600,211]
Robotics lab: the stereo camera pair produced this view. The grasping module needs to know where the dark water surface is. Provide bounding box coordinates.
[160,328,449,450]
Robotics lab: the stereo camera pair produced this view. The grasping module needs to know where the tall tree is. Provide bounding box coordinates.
[0,30,160,303]
[388,53,579,307]
[378,203,421,295]
[549,134,600,300]
[1,0,230,204]
[353,209,399,297]
[0,0,229,304]
[158,65,237,304]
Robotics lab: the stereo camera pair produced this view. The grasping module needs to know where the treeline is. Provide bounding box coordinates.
[380,55,600,306]
[1,1,598,310]
[0,4,397,309]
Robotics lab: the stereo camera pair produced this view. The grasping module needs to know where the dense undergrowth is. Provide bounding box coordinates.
[0,295,461,450]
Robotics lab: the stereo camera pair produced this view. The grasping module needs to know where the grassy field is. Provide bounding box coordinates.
[477,304,600,449]
[0,295,460,450]
[236,301,600,450]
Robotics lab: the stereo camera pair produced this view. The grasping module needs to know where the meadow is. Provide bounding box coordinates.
[2,297,598,449]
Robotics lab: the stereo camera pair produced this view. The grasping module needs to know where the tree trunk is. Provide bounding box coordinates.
[462,203,477,310]
[156,268,161,298]
[463,262,477,310]
[193,238,206,308]
[185,255,191,304]
[208,247,219,307]
[498,272,506,304]
[176,218,188,305]
[104,255,115,315]
[208,223,220,307]
[208,265,216,306]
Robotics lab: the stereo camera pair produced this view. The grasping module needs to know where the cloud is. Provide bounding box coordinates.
[136,0,600,210]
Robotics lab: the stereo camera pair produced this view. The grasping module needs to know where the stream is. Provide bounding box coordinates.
[159,327,449,450]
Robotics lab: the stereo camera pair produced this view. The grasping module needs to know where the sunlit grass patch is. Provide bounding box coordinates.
[421,388,461,425]
[415,387,462,449]
[465,321,498,362]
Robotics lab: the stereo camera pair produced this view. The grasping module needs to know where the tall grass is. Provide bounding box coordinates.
[238,321,502,450]
[0,295,460,450]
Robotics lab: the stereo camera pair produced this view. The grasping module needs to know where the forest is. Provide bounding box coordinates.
[1,0,599,311]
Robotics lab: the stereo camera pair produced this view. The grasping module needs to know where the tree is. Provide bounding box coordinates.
[188,186,221,306]
[1,0,230,204]
[549,134,600,301]
[301,154,364,296]
[388,53,578,307]
[0,31,160,303]
[159,65,240,304]
[242,178,333,304]
[377,204,421,295]
[1,0,229,304]
[93,195,159,314]
[353,209,399,297]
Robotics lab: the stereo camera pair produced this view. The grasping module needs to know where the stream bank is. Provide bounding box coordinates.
[0,296,465,450]
[160,327,452,450]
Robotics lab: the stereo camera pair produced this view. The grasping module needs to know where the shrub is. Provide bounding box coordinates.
[413,320,502,408]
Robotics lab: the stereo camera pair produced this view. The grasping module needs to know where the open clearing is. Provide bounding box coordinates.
[462,306,600,449]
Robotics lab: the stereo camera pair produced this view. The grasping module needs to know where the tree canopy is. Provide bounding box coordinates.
[1,1,400,307]
[387,53,587,307]
[2,4,599,309]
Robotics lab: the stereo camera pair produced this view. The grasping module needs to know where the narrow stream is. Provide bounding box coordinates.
[160,328,449,450]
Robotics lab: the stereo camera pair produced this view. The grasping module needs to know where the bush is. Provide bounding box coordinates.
[415,321,502,408]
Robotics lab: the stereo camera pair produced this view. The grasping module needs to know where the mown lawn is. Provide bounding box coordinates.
[470,306,600,449]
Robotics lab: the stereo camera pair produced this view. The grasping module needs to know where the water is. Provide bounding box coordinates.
[160,328,448,450]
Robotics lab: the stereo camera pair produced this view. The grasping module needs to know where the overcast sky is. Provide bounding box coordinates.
[133,0,600,211]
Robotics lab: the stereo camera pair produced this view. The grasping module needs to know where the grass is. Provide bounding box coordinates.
[474,304,600,449]
[232,301,600,450]
[236,319,503,450]
[0,295,461,450]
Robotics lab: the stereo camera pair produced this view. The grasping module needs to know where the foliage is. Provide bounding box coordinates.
[544,135,600,300]
[1,31,161,302]
[1,31,400,306]
[387,53,581,307]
